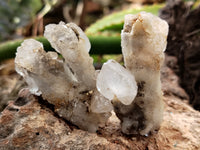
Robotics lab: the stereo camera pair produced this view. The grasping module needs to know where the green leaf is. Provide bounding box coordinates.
[85,4,164,35]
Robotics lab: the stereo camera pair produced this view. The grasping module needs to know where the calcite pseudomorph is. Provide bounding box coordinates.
[15,12,168,135]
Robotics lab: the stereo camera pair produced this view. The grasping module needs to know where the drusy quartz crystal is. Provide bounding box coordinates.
[15,12,168,135]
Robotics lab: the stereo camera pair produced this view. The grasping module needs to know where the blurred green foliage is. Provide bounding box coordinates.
[85,4,164,36]
[0,0,42,41]
[0,3,165,62]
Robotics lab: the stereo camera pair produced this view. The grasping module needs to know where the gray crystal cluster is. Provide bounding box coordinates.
[15,12,168,135]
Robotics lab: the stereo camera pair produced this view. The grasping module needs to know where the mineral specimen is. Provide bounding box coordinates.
[118,12,168,135]
[15,22,111,132]
[96,59,137,105]
[15,12,168,135]
[96,12,168,135]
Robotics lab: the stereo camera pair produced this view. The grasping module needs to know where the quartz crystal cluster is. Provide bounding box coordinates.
[15,12,168,135]
[15,22,112,132]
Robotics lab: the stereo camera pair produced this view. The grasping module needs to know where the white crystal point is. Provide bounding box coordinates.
[121,12,169,69]
[44,22,79,56]
[66,23,91,52]
[15,39,44,71]
[96,59,138,105]
[44,21,96,89]
[15,39,45,96]
[44,21,91,56]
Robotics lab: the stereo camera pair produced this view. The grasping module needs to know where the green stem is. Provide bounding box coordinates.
[88,35,121,54]
[0,35,121,62]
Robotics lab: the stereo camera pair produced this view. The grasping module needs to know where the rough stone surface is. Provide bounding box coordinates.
[0,56,200,150]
